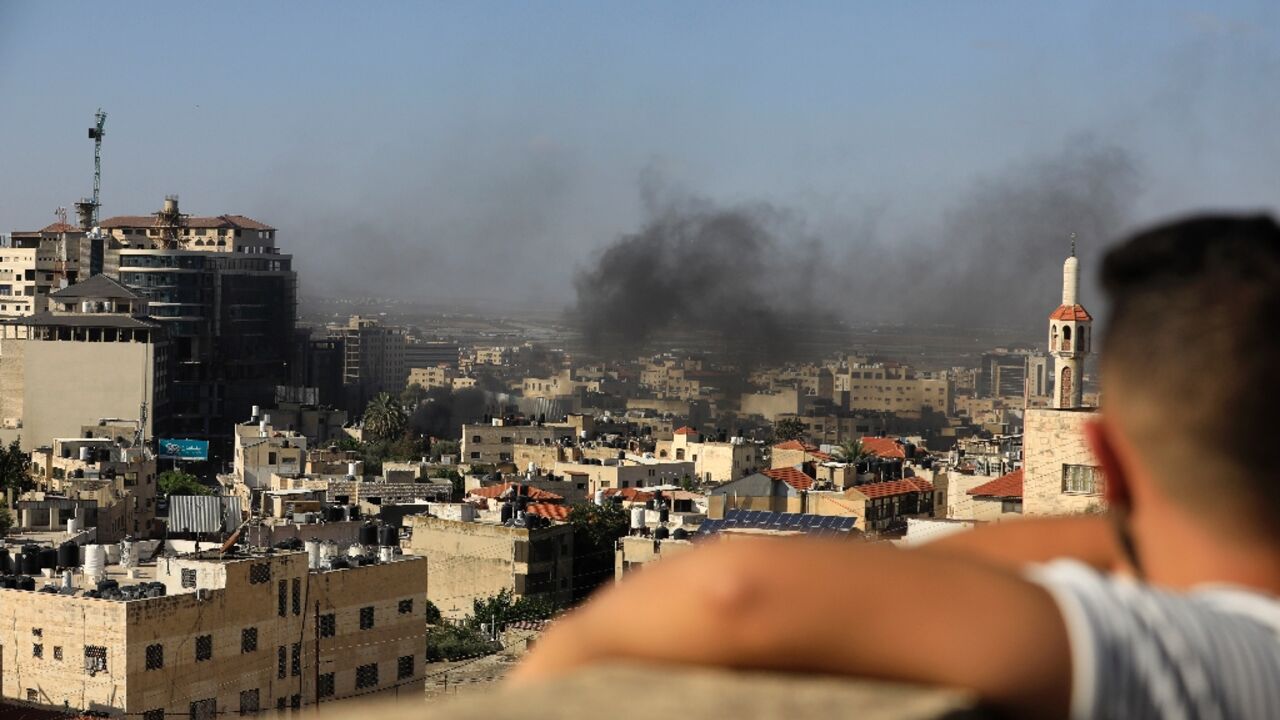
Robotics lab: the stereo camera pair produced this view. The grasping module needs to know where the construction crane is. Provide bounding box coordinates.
[75,108,107,230]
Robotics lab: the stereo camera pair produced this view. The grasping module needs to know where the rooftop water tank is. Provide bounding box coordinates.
[630,506,645,531]
[57,541,79,569]
[378,525,398,547]
[358,522,379,547]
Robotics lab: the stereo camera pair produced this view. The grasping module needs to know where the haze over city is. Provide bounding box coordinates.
[2,1,1278,328]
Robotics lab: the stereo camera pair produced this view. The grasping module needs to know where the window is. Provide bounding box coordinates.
[238,689,259,716]
[277,646,286,679]
[32,644,42,658]
[320,613,336,638]
[241,627,257,653]
[268,451,277,465]
[195,635,212,662]
[1062,464,1102,495]
[292,577,301,615]
[290,694,301,710]
[53,646,62,661]
[182,569,196,590]
[360,606,374,630]
[84,645,107,674]
[290,643,301,677]
[146,643,164,670]
[398,599,413,615]
[276,698,286,712]
[355,663,379,689]
[143,710,164,720]
[318,673,335,698]
[248,563,271,584]
[397,654,415,680]
[278,579,287,617]
[190,698,216,720]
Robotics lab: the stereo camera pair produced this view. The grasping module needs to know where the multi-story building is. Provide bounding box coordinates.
[404,340,458,370]
[233,417,308,491]
[99,197,296,443]
[834,363,952,416]
[460,421,578,466]
[0,275,169,447]
[552,458,696,493]
[0,549,426,717]
[330,316,406,413]
[656,427,761,484]
[407,507,573,618]
[26,436,158,541]
[0,221,84,318]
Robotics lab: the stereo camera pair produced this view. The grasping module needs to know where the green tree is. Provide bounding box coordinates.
[837,438,869,463]
[468,589,557,631]
[424,599,443,625]
[429,467,465,500]
[0,506,13,536]
[157,469,211,496]
[425,624,500,662]
[773,417,807,442]
[362,392,407,443]
[679,474,698,492]
[0,438,30,495]
[568,503,631,601]
[430,439,459,462]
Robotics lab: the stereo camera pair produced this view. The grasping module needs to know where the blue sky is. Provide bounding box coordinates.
[1,1,1277,309]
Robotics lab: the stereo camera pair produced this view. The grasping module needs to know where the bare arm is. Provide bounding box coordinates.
[921,514,1127,573]
[512,537,1072,719]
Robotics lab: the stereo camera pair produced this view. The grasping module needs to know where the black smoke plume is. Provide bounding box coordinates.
[572,195,839,367]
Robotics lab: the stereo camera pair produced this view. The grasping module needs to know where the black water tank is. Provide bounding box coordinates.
[0,548,10,574]
[20,548,40,575]
[654,526,670,540]
[672,528,689,540]
[0,576,13,589]
[644,499,656,510]
[378,525,398,547]
[17,575,35,591]
[658,508,670,524]
[500,502,514,523]
[358,522,379,546]
[329,558,349,570]
[97,578,119,593]
[348,505,361,521]
[57,541,79,569]
[38,547,58,570]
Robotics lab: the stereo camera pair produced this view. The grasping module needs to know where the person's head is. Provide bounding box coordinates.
[1088,214,1280,546]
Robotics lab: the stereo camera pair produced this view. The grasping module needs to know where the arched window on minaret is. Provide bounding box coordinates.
[1076,329,1085,352]
[1051,325,1059,348]
[1060,366,1073,407]
[1062,326,1072,352]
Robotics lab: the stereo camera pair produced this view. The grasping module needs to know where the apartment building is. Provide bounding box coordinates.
[233,418,308,491]
[834,363,953,416]
[460,421,578,466]
[0,221,84,318]
[331,316,406,413]
[551,458,695,493]
[0,275,168,447]
[655,427,761,483]
[0,549,426,717]
[100,197,296,441]
[26,436,158,541]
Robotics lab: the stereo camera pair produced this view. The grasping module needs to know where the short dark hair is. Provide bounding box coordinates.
[1101,214,1280,527]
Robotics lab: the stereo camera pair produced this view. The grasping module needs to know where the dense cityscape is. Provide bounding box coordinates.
[4,3,1280,719]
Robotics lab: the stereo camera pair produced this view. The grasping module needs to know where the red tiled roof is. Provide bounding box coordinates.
[967,468,1023,499]
[674,426,698,436]
[772,439,817,452]
[40,222,82,233]
[602,487,654,503]
[1049,304,1093,322]
[852,477,933,499]
[99,214,276,231]
[859,437,906,459]
[763,466,815,491]
[466,483,564,502]
[525,503,571,521]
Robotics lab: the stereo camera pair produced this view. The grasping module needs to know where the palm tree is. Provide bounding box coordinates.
[837,438,869,463]
[363,392,407,442]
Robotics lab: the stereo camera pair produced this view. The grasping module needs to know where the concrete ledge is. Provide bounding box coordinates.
[325,663,986,719]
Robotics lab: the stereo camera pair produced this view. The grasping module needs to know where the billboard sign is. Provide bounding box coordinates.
[158,438,209,461]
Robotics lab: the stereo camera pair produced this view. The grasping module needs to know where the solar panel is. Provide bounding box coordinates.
[805,515,825,528]
[839,517,857,530]
[785,514,804,527]
[724,509,744,522]
[742,510,762,524]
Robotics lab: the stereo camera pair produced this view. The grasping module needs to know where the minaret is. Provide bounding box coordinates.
[1048,234,1092,408]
